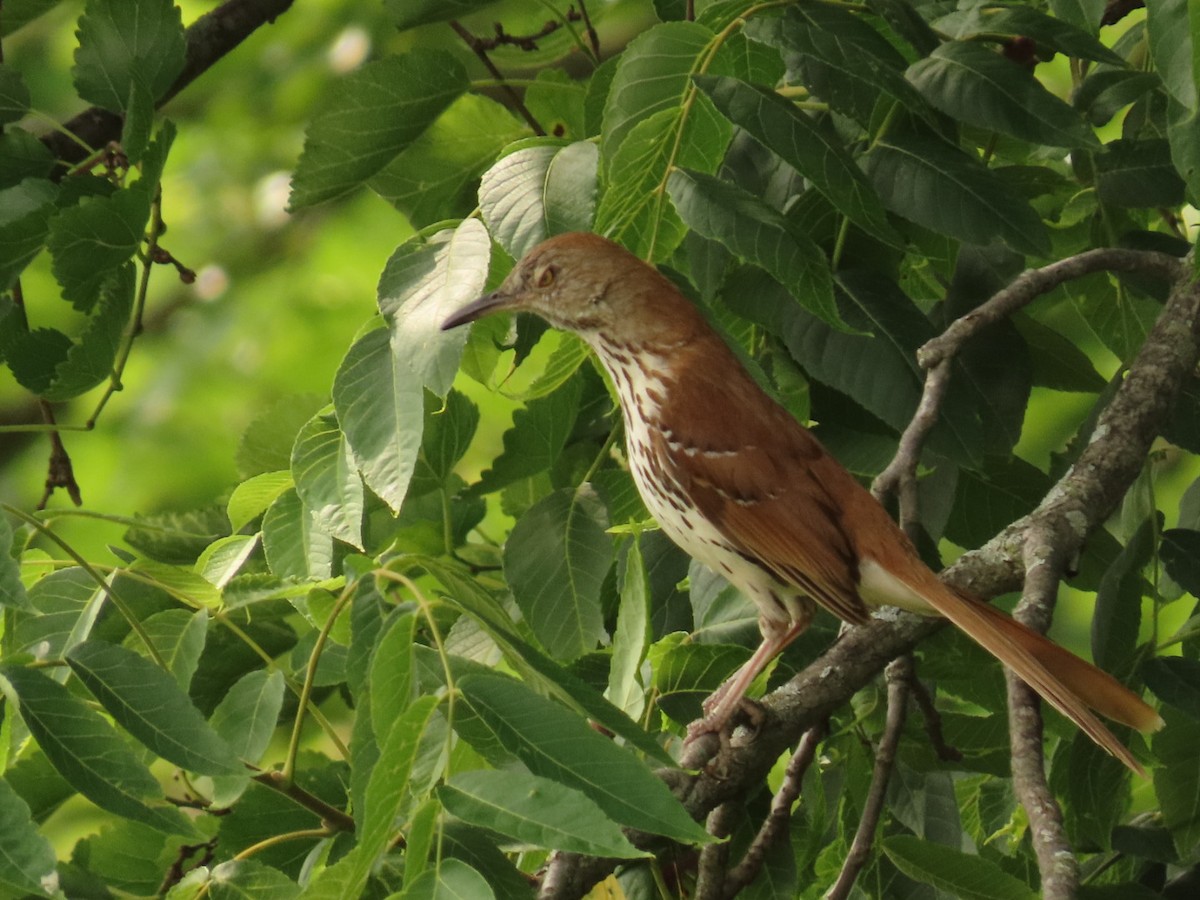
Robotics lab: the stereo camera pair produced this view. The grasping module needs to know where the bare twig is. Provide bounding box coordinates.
[577,0,600,57]
[722,724,825,897]
[536,261,1200,900]
[826,656,912,900]
[873,248,1184,506]
[37,402,81,508]
[907,670,962,762]
[1006,521,1079,899]
[450,20,546,136]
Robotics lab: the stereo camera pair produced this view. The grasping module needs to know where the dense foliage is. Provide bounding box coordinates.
[1,0,1199,898]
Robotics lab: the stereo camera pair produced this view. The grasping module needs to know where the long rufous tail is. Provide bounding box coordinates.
[914,580,1162,775]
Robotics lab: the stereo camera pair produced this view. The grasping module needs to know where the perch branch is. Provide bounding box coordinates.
[536,258,1199,900]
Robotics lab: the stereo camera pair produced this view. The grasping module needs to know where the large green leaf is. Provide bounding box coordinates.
[208,669,286,806]
[290,51,468,208]
[71,0,185,111]
[66,640,244,776]
[862,131,1049,256]
[504,485,612,662]
[1091,518,1154,676]
[907,41,1098,148]
[606,538,651,718]
[439,770,646,858]
[883,835,1038,900]
[398,859,494,900]
[0,778,56,899]
[1146,0,1198,110]
[0,63,31,125]
[479,140,600,261]
[46,186,150,311]
[40,261,133,402]
[932,3,1123,66]
[291,410,364,549]
[0,513,30,610]
[0,178,57,290]
[1153,709,1200,857]
[667,167,841,330]
[370,94,527,228]
[1144,657,1200,721]
[0,665,197,836]
[458,674,710,843]
[694,74,898,244]
[1095,139,1187,208]
[378,219,492,397]
[473,375,582,495]
[262,487,334,580]
[332,326,423,514]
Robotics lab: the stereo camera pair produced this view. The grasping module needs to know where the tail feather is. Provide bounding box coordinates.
[915,581,1162,775]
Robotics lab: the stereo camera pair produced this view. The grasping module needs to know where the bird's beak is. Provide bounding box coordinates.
[440,289,514,331]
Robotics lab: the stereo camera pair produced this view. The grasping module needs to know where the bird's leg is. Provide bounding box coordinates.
[688,612,811,741]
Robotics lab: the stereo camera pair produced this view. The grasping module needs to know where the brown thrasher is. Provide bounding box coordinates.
[442,232,1162,772]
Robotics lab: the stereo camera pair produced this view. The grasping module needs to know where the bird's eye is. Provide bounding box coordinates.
[533,264,557,289]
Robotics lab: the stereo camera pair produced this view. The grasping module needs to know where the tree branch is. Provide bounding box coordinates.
[537,257,1200,900]
[1006,521,1079,900]
[40,0,296,177]
[826,656,911,900]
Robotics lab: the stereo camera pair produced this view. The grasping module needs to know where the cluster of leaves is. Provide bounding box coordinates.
[2,0,1200,898]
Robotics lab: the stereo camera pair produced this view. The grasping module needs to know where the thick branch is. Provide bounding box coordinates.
[539,263,1200,900]
[40,0,295,176]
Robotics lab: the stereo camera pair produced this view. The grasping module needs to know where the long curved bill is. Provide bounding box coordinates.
[441,290,513,330]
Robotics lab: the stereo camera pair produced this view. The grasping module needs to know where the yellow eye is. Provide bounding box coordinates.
[534,264,557,288]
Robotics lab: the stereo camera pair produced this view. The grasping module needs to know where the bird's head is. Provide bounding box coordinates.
[441,232,702,347]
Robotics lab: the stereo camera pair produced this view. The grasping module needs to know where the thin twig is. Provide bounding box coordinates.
[449,20,546,136]
[37,401,82,508]
[906,670,962,762]
[252,771,356,832]
[826,656,912,900]
[1006,521,1079,900]
[577,0,600,57]
[722,724,825,897]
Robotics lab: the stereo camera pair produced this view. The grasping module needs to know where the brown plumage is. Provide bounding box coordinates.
[442,232,1163,773]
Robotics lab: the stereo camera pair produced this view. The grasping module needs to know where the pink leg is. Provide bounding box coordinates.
[688,610,814,739]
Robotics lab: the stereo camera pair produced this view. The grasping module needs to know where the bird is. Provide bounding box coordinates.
[441,231,1163,773]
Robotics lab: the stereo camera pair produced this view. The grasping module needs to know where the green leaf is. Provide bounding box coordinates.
[4,327,71,395]
[1153,708,1200,857]
[0,514,31,610]
[0,63,31,125]
[1144,657,1200,721]
[378,219,492,397]
[1146,0,1197,110]
[862,131,1049,256]
[1074,70,1162,127]
[207,859,300,900]
[473,375,582,495]
[0,777,56,899]
[291,410,364,549]
[66,640,244,776]
[125,608,209,690]
[459,674,711,843]
[415,389,479,490]
[399,859,494,900]
[1063,272,1160,362]
[754,5,928,125]
[39,261,134,401]
[906,41,1098,149]
[883,835,1038,900]
[480,141,600,261]
[526,68,587,140]
[0,178,57,290]
[46,186,150,311]
[11,567,103,659]
[667,168,841,330]
[303,696,439,900]
[694,74,898,245]
[0,665,197,836]
[208,669,286,806]
[1095,139,1187,208]
[332,326,423,513]
[290,50,468,208]
[933,3,1123,66]
[504,485,612,661]
[601,22,713,167]
[370,94,527,228]
[227,471,293,532]
[1091,517,1154,675]
[236,394,327,479]
[606,538,651,718]
[1161,529,1200,596]
[262,487,333,580]
[1013,314,1106,392]
[369,611,416,734]
[1054,733,1129,851]
[71,0,185,112]
[945,458,1050,549]
[440,770,647,858]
